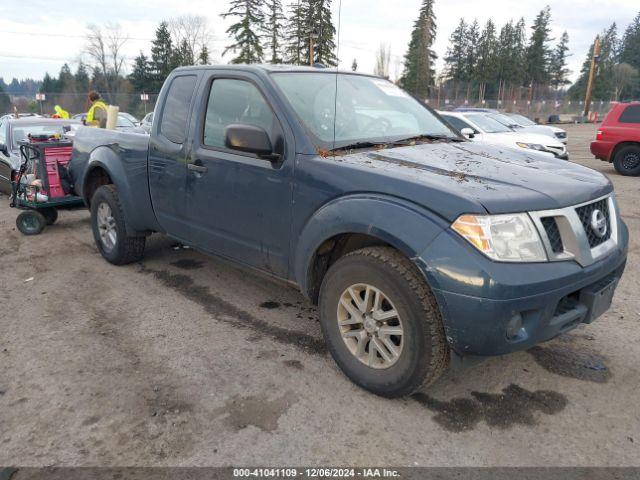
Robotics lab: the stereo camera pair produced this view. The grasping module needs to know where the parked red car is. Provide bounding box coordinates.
[591,102,640,176]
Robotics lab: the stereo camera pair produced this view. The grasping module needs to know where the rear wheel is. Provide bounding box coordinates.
[613,145,640,176]
[91,185,145,265]
[41,208,58,225]
[319,246,449,398]
[16,210,46,235]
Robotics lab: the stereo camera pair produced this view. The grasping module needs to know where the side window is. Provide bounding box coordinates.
[159,75,197,144]
[203,79,279,150]
[445,115,474,133]
[619,105,640,124]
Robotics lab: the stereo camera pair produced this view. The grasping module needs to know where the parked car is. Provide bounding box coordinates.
[440,111,568,159]
[590,102,640,176]
[69,66,627,397]
[119,112,140,126]
[72,113,146,133]
[503,112,568,144]
[0,117,80,193]
[140,111,154,133]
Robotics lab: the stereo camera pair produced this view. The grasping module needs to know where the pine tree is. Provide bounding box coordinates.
[620,12,640,70]
[308,0,337,66]
[173,38,196,66]
[222,0,265,64]
[199,46,210,65]
[474,19,498,101]
[463,19,480,100]
[549,31,571,93]
[75,62,90,93]
[526,6,553,96]
[0,83,11,114]
[264,0,286,63]
[129,52,151,92]
[399,0,437,98]
[443,19,468,99]
[150,21,175,90]
[283,0,308,64]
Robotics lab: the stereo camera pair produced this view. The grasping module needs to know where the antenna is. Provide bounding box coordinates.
[332,0,343,153]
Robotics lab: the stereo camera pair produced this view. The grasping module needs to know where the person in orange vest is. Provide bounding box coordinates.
[85,91,108,128]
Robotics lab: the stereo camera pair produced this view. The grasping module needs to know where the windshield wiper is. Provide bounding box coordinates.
[329,141,387,152]
[393,133,464,144]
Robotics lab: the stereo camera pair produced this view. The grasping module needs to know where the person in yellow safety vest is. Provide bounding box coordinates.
[53,105,69,119]
[85,91,108,128]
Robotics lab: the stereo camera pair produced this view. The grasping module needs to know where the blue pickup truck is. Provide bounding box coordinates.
[68,65,628,397]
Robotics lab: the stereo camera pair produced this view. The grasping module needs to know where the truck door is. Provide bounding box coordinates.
[185,74,293,278]
[148,74,198,237]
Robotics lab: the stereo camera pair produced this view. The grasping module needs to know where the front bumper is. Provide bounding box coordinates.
[418,220,628,356]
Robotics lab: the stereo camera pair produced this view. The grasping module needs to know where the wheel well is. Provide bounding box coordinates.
[307,233,394,304]
[84,167,112,205]
[611,141,640,162]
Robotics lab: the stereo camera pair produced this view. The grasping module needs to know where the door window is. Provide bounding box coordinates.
[443,115,476,133]
[159,75,197,144]
[203,79,279,150]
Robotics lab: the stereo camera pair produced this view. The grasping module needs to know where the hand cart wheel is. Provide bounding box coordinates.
[16,210,47,235]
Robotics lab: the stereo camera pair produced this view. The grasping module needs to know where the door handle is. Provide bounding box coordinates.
[188,163,208,174]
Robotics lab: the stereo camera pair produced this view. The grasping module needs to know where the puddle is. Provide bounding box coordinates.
[413,384,568,432]
[528,339,610,383]
[214,393,295,432]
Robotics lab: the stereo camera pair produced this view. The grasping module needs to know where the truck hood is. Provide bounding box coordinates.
[332,141,611,220]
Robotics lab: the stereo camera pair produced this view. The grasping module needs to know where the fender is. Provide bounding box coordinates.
[82,144,162,235]
[293,193,450,297]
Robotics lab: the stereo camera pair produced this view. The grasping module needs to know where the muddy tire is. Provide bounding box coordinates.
[41,208,58,225]
[319,246,449,398]
[91,185,145,265]
[613,145,640,176]
[16,210,46,235]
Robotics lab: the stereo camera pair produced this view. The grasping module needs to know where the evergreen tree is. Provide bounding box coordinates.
[400,0,437,98]
[75,63,90,93]
[265,0,286,63]
[199,45,210,65]
[463,19,480,99]
[443,19,468,99]
[173,38,196,66]
[222,0,265,64]
[308,0,337,66]
[129,52,151,92]
[549,31,570,93]
[620,12,640,70]
[474,19,498,101]
[283,0,308,64]
[526,6,553,95]
[0,83,11,114]
[150,21,175,90]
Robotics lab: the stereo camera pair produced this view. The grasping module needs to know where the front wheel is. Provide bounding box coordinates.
[319,246,449,398]
[16,210,46,235]
[91,185,145,265]
[613,145,640,176]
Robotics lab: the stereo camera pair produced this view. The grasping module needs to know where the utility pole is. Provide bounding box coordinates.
[309,30,318,66]
[583,36,601,119]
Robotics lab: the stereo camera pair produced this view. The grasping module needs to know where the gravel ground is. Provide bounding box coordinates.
[0,123,638,467]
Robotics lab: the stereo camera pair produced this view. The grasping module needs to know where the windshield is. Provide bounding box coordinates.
[487,113,521,129]
[464,114,513,134]
[10,124,69,148]
[509,113,537,126]
[271,72,457,150]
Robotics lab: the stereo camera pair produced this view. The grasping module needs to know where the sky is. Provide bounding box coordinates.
[0,0,638,86]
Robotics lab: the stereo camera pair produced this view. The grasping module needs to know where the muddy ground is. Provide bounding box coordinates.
[0,123,638,466]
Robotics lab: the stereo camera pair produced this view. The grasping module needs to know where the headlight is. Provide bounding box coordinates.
[516,142,546,152]
[451,213,547,262]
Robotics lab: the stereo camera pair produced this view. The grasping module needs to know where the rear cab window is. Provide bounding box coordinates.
[159,75,197,143]
[618,105,640,124]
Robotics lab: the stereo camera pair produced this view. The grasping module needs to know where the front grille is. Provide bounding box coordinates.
[576,199,611,248]
[541,217,564,253]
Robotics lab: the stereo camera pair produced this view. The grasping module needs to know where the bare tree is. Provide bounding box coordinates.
[612,63,639,101]
[84,23,129,99]
[168,15,212,63]
[374,43,391,78]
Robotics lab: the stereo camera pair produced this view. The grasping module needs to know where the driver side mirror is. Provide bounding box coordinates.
[0,143,8,156]
[225,124,280,161]
[460,128,475,139]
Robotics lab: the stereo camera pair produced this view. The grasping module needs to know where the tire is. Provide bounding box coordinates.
[613,145,640,176]
[90,185,145,265]
[319,246,449,398]
[41,208,58,225]
[16,210,46,235]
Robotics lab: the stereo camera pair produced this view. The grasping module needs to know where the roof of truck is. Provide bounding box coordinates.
[173,63,373,76]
